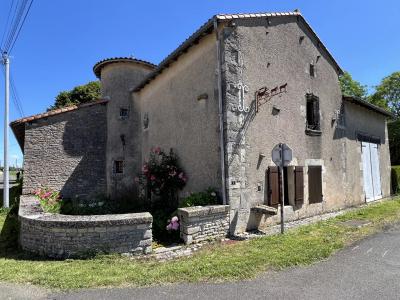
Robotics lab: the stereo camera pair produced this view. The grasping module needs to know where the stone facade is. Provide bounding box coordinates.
[219,16,391,233]
[138,33,222,196]
[178,205,230,244]
[99,60,155,199]
[19,195,152,258]
[11,12,392,239]
[22,102,107,200]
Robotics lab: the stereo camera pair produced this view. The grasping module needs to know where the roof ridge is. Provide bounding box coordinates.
[10,99,109,125]
[134,10,341,91]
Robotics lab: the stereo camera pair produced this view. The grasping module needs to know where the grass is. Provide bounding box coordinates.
[0,197,400,290]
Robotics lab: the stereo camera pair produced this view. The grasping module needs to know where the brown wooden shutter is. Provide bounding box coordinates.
[294,166,304,205]
[268,166,280,208]
[308,166,323,204]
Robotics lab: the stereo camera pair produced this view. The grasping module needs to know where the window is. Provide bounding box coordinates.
[114,161,124,174]
[309,64,315,77]
[119,108,129,120]
[306,94,320,132]
[308,166,323,203]
[336,103,346,129]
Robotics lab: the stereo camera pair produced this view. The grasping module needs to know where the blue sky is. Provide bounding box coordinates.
[0,0,399,167]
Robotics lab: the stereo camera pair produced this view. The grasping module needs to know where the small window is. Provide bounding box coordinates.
[309,64,315,77]
[308,166,323,203]
[306,94,320,132]
[119,108,129,120]
[114,161,124,174]
[336,104,346,129]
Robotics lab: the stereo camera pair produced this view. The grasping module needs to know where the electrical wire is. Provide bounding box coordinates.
[0,0,16,50]
[8,0,33,53]
[3,0,29,52]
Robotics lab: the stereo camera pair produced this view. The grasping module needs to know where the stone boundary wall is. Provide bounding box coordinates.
[178,205,230,244]
[18,195,152,258]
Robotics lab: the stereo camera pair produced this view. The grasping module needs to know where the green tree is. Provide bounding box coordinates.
[339,71,368,99]
[369,72,400,118]
[388,120,400,165]
[49,81,101,110]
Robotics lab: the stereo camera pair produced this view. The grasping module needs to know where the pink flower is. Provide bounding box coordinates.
[142,164,148,173]
[169,170,177,177]
[154,147,161,154]
[178,172,184,179]
[171,221,179,230]
[166,223,172,231]
[171,216,178,223]
[150,175,156,181]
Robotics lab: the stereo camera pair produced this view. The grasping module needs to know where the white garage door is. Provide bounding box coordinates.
[361,142,382,202]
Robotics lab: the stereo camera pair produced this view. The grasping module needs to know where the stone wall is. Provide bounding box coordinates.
[100,61,154,199]
[219,15,391,233]
[22,102,107,201]
[19,195,152,258]
[178,205,230,244]
[137,33,222,197]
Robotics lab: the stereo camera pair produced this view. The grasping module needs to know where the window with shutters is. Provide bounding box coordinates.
[306,94,321,134]
[308,165,323,203]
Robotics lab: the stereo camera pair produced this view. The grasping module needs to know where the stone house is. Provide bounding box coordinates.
[11,11,392,234]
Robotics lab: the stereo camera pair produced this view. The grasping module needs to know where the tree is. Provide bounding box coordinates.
[339,71,368,99]
[49,81,101,110]
[388,119,400,165]
[369,72,400,118]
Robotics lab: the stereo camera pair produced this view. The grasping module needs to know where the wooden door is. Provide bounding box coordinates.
[308,166,322,204]
[268,166,280,208]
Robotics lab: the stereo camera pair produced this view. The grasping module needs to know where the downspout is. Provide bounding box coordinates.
[214,18,227,205]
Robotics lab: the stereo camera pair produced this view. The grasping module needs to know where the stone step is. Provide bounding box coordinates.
[251,205,278,215]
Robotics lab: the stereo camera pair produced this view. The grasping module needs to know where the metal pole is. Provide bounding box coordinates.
[2,53,9,208]
[280,143,285,234]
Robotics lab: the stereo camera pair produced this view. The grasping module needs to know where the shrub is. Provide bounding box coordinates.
[389,120,400,166]
[136,147,187,243]
[34,187,62,213]
[392,166,400,194]
[180,188,219,207]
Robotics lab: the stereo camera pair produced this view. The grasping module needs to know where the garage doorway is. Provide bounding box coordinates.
[361,141,382,202]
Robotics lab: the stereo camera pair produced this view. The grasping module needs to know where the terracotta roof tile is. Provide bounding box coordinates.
[10,99,108,126]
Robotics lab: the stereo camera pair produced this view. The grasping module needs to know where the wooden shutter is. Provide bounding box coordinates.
[314,99,320,130]
[268,166,280,208]
[294,166,304,205]
[308,166,322,204]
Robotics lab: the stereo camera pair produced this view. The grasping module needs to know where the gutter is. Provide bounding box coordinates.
[214,18,227,205]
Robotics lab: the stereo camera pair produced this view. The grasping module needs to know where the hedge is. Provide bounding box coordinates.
[392,166,400,194]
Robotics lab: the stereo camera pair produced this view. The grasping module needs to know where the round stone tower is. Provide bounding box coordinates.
[93,57,156,200]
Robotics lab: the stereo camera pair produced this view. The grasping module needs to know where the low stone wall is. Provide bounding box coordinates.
[178,205,230,244]
[18,195,152,258]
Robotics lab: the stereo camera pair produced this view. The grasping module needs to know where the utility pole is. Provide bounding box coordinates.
[2,52,9,208]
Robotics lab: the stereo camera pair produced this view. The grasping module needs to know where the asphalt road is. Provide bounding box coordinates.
[1,223,400,300]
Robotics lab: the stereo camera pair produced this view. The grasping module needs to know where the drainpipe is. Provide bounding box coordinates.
[214,18,227,205]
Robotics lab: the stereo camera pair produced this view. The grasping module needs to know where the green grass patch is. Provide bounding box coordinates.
[0,198,400,290]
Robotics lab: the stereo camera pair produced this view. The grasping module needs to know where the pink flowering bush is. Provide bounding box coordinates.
[166,216,179,231]
[34,187,62,213]
[136,147,187,243]
[137,147,187,199]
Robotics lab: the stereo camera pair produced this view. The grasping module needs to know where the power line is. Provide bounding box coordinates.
[8,0,34,53]
[0,0,16,50]
[2,0,33,54]
[3,0,26,52]
[0,64,24,117]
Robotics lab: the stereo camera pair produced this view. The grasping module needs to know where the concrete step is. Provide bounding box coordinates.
[251,205,278,215]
